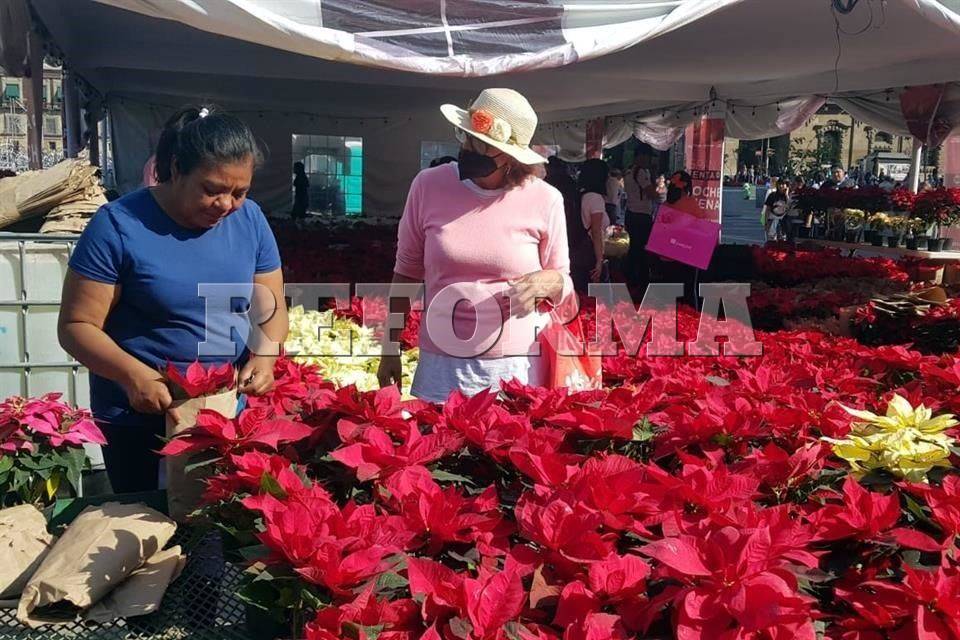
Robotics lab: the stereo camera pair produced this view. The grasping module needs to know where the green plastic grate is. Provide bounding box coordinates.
[0,527,252,640]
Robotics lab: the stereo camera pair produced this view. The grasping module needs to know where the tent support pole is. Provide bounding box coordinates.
[909,138,923,193]
[25,27,44,170]
[63,71,82,158]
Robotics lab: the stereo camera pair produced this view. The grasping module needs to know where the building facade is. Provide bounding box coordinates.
[0,66,64,171]
[724,104,932,182]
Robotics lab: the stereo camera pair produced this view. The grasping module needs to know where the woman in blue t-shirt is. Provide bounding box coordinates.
[58,106,288,493]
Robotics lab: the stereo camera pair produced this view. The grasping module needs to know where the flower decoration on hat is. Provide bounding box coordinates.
[470,108,513,144]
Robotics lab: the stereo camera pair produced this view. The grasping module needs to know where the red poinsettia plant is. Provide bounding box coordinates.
[157,300,960,640]
[164,360,236,399]
[0,393,106,507]
[913,187,960,227]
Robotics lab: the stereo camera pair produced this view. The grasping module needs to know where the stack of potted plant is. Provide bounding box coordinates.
[912,187,960,251]
[867,212,891,247]
[842,208,865,243]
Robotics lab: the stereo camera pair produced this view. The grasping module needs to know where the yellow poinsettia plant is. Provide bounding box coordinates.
[284,305,419,395]
[823,394,958,482]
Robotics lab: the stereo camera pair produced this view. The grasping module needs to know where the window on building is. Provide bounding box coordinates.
[420,141,461,169]
[291,134,363,216]
[2,82,20,101]
[3,114,25,135]
[44,116,60,135]
[821,130,843,167]
[48,141,56,151]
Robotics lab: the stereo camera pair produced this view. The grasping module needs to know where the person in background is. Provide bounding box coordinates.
[761,178,789,241]
[622,154,656,290]
[545,156,578,223]
[377,88,573,402]
[823,165,856,189]
[606,168,624,226]
[654,170,701,308]
[292,161,309,220]
[785,176,805,241]
[654,174,667,216]
[575,159,610,292]
[429,155,457,168]
[58,105,288,493]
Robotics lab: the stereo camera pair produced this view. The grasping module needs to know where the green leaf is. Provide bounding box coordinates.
[430,469,475,485]
[903,494,932,525]
[632,418,654,442]
[375,571,408,593]
[238,544,270,562]
[260,472,288,499]
[0,456,14,474]
[184,455,223,474]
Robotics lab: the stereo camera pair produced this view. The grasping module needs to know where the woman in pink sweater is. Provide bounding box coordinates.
[377,89,574,402]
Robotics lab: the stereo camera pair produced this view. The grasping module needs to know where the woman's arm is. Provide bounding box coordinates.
[589,212,605,282]
[58,270,174,414]
[240,268,288,395]
[377,272,422,388]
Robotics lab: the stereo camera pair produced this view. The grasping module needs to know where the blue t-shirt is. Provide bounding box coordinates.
[68,188,281,422]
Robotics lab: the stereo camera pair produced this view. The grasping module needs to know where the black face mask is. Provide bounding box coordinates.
[666,185,684,204]
[458,149,499,181]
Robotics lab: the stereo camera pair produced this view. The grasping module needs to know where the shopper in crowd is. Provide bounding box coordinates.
[761,178,789,241]
[823,165,856,189]
[622,153,656,290]
[377,88,573,402]
[59,105,288,493]
[292,161,310,219]
[605,167,624,226]
[576,159,611,292]
[653,170,701,309]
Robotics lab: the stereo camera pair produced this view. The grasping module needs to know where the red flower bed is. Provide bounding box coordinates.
[163,298,960,640]
[752,246,909,287]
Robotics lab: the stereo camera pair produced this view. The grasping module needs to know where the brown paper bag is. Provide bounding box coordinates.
[83,546,186,623]
[165,389,238,522]
[17,502,176,627]
[0,505,54,600]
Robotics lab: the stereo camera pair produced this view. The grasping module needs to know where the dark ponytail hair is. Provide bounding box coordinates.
[578,158,609,196]
[155,106,261,183]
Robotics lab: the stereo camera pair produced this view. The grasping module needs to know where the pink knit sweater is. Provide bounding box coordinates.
[394,163,573,359]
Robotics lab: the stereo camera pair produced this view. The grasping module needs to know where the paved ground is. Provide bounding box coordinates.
[720,187,766,245]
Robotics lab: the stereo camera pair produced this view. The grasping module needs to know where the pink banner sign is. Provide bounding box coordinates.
[645,204,721,270]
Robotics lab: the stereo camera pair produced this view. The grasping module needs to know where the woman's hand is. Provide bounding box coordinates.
[377,355,403,388]
[590,260,604,283]
[239,355,276,396]
[121,370,174,415]
[506,270,564,317]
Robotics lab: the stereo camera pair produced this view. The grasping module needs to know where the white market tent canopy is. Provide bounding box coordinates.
[18,0,960,216]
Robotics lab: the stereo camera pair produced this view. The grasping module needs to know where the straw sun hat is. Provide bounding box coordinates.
[441,88,546,165]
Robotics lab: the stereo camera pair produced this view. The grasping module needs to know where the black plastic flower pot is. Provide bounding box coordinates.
[943,238,954,251]
[845,230,860,243]
[862,229,876,244]
[928,238,946,252]
[886,235,901,248]
[906,238,918,250]
[915,236,929,251]
[871,235,885,247]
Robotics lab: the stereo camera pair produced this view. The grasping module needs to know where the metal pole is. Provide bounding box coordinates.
[63,71,82,157]
[25,28,44,170]
[910,138,923,193]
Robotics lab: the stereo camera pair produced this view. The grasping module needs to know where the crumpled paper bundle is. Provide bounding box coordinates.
[166,388,239,522]
[39,189,107,234]
[0,156,103,230]
[16,502,182,627]
[0,504,55,602]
